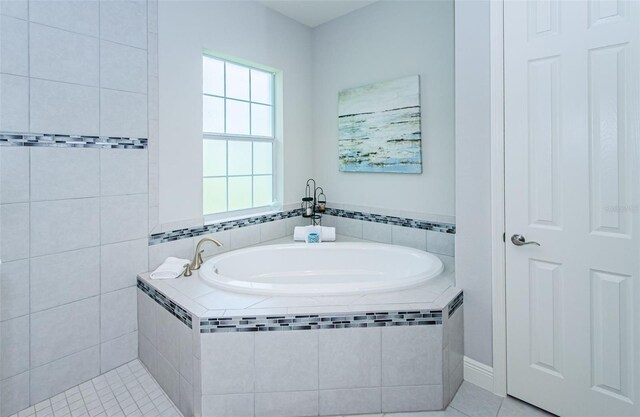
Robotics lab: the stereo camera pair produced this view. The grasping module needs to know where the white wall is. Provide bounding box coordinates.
[158,0,314,227]
[454,0,493,367]
[311,1,455,218]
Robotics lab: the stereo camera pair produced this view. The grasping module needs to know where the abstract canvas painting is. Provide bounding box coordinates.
[338,75,422,173]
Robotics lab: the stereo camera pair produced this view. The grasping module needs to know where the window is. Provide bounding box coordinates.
[202,55,276,217]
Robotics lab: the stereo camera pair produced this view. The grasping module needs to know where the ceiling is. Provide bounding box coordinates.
[258,0,379,28]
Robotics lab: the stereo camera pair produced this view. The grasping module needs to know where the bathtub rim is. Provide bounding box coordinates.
[198,241,445,296]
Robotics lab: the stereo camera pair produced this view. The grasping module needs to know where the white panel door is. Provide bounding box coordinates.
[504,1,640,415]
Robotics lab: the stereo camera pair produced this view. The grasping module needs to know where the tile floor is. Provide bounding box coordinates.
[12,362,554,417]
[10,361,182,417]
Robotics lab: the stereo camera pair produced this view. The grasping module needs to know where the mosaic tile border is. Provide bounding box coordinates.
[448,292,464,318]
[0,132,148,149]
[149,207,455,246]
[324,208,456,234]
[148,208,303,245]
[200,310,443,333]
[137,279,192,329]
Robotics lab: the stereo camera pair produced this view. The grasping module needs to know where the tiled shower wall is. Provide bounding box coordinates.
[0,1,153,416]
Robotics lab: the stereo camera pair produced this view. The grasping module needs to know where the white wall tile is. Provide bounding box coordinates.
[318,387,381,416]
[337,217,363,238]
[1,203,29,261]
[392,225,427,251]
[155,351,180,407]
[100,40,147,93]
[427,230,455,256]
[381,326,443,386]
[138,332,157,379]
[137,289,157,345]
[229,224,260,250]
[30,346,100,404]
[179,376,194,417]
[201,333,254,394]
[255,330,319,392]
[30,247,100,313]
[155,304,180,370]
[0,0,27,19]
[0,315,29,379]
[0,15,28,75]
[255,391,318,417]
[0,74,29,132]
[1,371,30,417]
[362,221,392,243]
[29,0,99,36]
[100,148,148,196]
[30,198,100,257]
[29,23,99,86]
[0,259,29,321]
[319,327,381,389]
[447,305,464,373]
[30,296,99,367]
[30,79,99,136]
[177,324,193,386]
[101,238,148,293]
[381,385,443,412]
[99,0,147,49]
[100,193,148,244]
[202,393,254,417]
[30,148,100,201]
[0,147,29,204]
[100,331,138,373]
[100,89,147,138]
[259,219,286,242]
[100,286,137,342]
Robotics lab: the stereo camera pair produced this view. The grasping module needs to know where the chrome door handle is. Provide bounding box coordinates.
[511,234,540,247]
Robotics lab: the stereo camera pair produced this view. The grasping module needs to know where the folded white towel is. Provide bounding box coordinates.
[150,257,190,280]
[294,226,336,242]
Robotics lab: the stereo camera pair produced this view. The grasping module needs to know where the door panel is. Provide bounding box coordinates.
[505,1,640,415]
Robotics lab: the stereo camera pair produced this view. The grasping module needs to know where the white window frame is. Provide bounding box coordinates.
[202,54,279,223]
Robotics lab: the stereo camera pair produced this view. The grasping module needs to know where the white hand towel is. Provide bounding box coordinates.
[150,257,190,280]
[294,226,336,242]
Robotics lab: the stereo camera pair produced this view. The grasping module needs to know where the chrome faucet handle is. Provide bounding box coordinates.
[183,263,193,277]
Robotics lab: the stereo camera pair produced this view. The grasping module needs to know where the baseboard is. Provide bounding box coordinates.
[463,356,494,392]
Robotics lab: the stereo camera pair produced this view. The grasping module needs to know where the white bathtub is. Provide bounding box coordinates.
[199,242,444,296]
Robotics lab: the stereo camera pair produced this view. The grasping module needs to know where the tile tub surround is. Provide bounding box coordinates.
[147,207,456,258]
[137,235,462,416]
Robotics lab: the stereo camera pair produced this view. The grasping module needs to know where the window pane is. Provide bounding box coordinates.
[253,175,272,207]
[203,56,224,96]
[203,140,226,177]
[253,142,272,175]
[228,176,252,211]
[203,177,227,214]
[251,69,273,104]
[251,104,273,137]
[228,141,252,175]
[226,99,250,135]
[226,63,250,100]
[203,96,224,133]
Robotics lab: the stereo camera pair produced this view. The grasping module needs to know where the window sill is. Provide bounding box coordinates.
[204,204,283,226]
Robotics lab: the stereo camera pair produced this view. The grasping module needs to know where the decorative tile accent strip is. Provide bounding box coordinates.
[448,291,464,318]
[137,279,192,329]
[148,208,303,245]
[325,207,456,234]
[0,132,147,149]
[200,310,443,333]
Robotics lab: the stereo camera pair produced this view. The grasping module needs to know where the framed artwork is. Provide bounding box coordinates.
[338,75,422,173]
